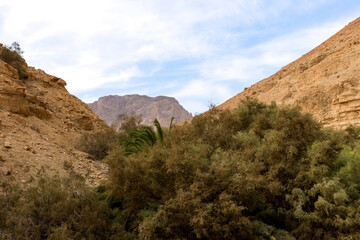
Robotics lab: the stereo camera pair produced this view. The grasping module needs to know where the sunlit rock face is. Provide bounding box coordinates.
[0,46,108,187]
[217,17,360,129]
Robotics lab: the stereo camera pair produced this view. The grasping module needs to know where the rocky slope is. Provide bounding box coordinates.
[218,17,360,129]
[88,94,192,128]
[0,45,108,187]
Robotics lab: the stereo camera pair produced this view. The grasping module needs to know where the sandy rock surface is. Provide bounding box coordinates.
[0,55,109,187]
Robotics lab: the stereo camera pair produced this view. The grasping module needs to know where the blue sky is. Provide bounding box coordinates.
[0,0,359,114]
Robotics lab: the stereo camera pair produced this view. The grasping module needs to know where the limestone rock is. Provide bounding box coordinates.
[0,44,109,187]
[217,17,360,129]
[4,141,12,149]
[0,166,11,176]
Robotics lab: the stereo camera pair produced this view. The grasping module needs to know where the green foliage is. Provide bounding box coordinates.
[75,128,117,160]
[153,119,164,143]
[344,125,360,146]
[105,99,325,238]
[4,99,360,239]
[123,118,169,156]
[0,42,28,80]
[0,174,134,239]
[104,99,360,239]
[114,111,143,133]
[169,116,175,133]
[123,126,157,155]
[7,42,24,56]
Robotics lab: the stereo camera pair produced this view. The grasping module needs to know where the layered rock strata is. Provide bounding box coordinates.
[0,48,108,186]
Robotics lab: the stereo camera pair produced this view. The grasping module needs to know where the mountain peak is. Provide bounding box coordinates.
[88,95,192,128]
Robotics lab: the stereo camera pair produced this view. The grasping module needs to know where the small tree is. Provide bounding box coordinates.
[7,42,24,56]
[208,100,217,110]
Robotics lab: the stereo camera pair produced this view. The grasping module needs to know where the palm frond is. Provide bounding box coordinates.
[154,119,164,143]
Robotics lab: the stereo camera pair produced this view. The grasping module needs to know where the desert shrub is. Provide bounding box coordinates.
[0,174,133,239]
[4,99,360,239]
[75,128,117,160]
[0,43,28,80]
[344,125,360,146]
[112,111,143,133]
[104,99,360,239]
[7,42,24,56]
[286,142,360,239]
[105,100,315,238]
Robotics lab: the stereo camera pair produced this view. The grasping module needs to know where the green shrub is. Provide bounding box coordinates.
[4,99,360,239]
[0,175,133,239]
[105,99,360,239]
[75,128,117,160]
[112,111,143,133]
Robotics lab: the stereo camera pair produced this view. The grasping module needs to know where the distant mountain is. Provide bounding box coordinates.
[88,94,192,128]
[217,17,360,129]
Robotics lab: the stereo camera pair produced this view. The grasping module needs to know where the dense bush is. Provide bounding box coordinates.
[75,128,117,160]
[112,112,143,133]
[106,99,360,239]
[2,99,360,239]
[0,42,28,80]
[0,172,134,239]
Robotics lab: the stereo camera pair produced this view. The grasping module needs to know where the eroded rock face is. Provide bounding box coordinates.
[218,17,360,129]
[0,50,108,187]
[89,94,192,128]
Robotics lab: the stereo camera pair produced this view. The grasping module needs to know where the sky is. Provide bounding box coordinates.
[0,0,359,115]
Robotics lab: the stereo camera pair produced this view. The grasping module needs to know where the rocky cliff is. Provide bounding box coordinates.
[0,45,108,186]
[218,17,360,129]
[88,94,192,128]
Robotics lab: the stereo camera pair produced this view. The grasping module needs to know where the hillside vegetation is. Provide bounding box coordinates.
[0,42,28,80]
[2,99,360,239]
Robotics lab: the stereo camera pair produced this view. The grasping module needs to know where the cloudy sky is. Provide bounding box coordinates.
[0,0,359,114]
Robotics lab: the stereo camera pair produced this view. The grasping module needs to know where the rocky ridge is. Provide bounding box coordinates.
[0,46,108,187]
[218,17,360,129]
[89,94,192,128]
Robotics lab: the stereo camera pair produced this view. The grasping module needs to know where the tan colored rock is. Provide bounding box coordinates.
[4,141,12,149]
[0,45,109,187]
[0,166,11,176]
[217,17,360,129]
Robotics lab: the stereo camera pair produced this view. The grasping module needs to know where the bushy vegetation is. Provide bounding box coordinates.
[106,99,360,239]
[75,128,117,160]
[2,99,360,239]
[0,172,134,239]
[112,112,143,132]
[0,42,28,80]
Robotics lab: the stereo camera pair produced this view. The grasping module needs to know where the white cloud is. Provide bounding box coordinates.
[172,79,232,99]
[199,57,264,82]
[58,65,142,92]
[197,17,352,83]
[171,79,234,113]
